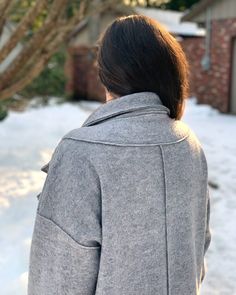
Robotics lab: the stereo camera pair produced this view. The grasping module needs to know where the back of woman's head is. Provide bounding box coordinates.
[96,14,189,120]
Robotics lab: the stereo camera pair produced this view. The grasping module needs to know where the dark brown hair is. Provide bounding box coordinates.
[96,15,189,120]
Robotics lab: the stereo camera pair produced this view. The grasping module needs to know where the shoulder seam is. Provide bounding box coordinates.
[62,131,191,147]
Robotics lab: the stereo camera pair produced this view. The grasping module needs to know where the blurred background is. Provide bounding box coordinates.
[0,0,235,294]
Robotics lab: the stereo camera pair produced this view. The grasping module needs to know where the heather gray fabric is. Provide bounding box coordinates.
[28,91,211,295]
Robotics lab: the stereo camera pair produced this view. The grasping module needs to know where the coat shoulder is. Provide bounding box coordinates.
[61,118,191,146]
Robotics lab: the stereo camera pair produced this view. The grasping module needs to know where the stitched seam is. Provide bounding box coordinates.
[37,212,101,250]
[40,142,102,249]
[159,145,169,295]
[63,131,190,147]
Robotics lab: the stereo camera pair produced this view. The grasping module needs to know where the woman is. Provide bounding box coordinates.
[28,15,211,295]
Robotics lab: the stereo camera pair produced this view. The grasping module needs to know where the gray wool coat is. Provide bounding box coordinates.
[28,91,211,295]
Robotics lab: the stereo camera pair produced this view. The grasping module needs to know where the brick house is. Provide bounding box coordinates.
[66,4,204,103]
[181,0,236,114]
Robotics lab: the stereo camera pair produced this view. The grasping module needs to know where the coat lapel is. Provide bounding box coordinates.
[82,92,170,127]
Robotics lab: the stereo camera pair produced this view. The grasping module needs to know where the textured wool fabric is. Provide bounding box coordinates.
[28,92,211,295]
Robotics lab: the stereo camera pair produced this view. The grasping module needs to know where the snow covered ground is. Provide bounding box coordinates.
[0,97,235,294]
[183,99,236,295]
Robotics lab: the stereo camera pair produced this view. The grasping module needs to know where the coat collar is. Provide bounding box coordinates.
[82,92,170,127]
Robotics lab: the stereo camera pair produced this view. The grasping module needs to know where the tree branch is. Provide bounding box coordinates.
[0,0,15,35]
[0,0,69,90]
[0,0,121,100]
[0,0,48,64]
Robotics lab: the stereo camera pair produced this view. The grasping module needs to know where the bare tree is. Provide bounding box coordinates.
[0,0,119,101]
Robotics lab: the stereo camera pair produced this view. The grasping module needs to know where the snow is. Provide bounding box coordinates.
[182,98,236,295]
[0,97,235,294]
[135,7,205,37]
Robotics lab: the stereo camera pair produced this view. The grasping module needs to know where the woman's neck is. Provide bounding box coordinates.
[105,89,119,102]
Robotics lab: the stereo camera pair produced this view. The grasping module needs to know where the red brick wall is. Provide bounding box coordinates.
[181,18,236,113]
[65,46,105,102]
[180,37,208,100]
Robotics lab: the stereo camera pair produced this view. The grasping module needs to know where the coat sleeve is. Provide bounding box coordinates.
[28,138,102,295]
[200,186,211,283]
